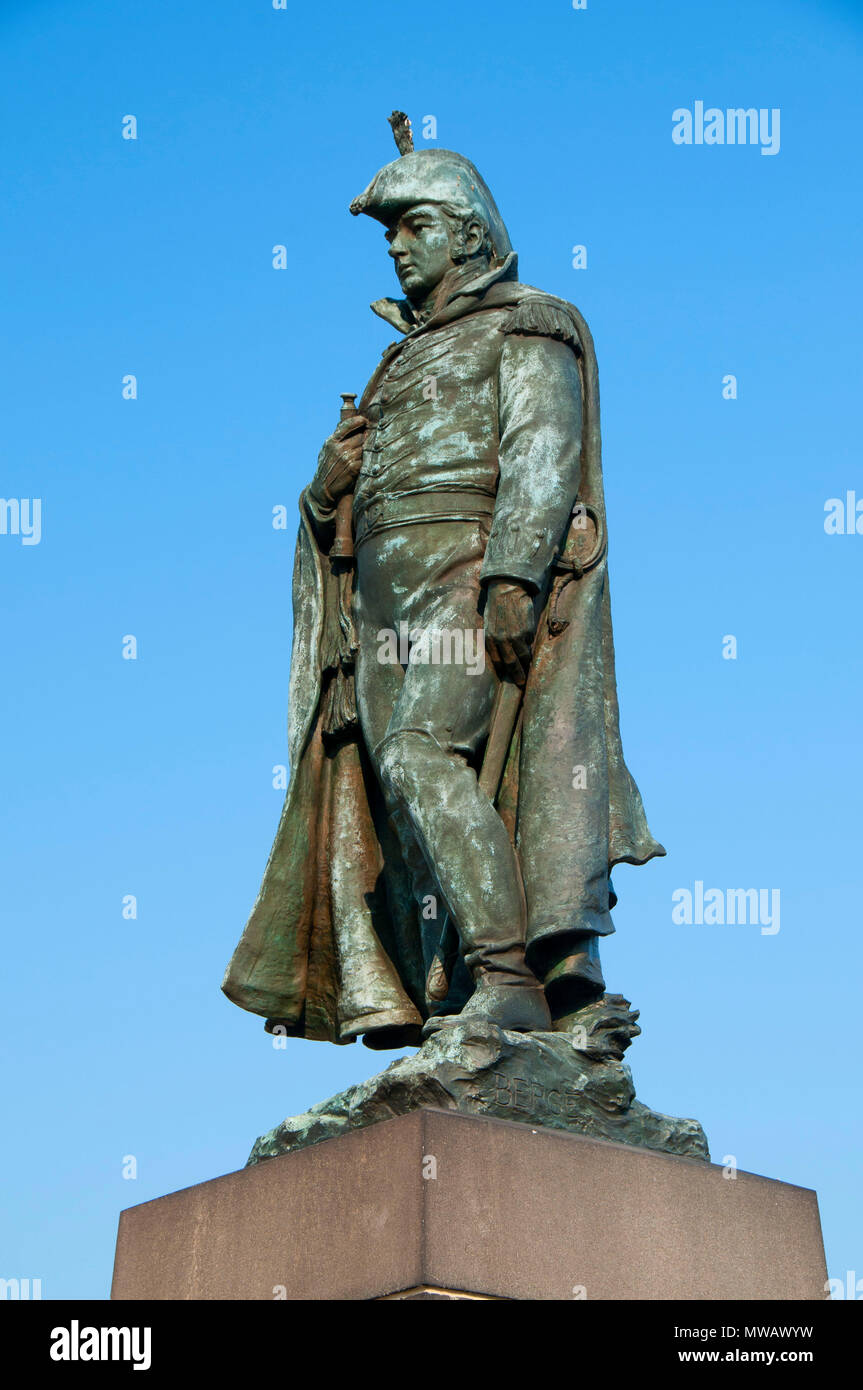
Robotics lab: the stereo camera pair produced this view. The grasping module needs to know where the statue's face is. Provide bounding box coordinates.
[385,203,458,300]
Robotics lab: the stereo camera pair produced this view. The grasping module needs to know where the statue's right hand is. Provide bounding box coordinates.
[309,416,367,509]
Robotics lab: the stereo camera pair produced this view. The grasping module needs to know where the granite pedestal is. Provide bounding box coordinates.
[111,1108,827,1301]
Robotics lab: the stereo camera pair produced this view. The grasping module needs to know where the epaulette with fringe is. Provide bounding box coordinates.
[502,295,582,355]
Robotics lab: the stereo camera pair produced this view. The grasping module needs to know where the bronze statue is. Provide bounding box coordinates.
[222,114,665,1056]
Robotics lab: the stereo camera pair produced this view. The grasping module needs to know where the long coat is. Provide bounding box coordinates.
[222,268,665,1044]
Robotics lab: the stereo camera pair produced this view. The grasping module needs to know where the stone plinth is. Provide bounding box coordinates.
[111,1109,827,1301]
[248,1013,709,1165]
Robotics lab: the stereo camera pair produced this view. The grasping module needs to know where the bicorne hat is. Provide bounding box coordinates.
[349,115,512,262]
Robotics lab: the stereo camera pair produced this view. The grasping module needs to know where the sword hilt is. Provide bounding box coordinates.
[331,392,358,560]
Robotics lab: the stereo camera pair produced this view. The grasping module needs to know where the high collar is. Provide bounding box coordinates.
[370,251,519,338]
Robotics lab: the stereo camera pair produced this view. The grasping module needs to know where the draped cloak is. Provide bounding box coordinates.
[222,263,665,1045]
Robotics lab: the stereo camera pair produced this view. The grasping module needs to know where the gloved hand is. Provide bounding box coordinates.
[484,579,538,686]
[308,415,367,509]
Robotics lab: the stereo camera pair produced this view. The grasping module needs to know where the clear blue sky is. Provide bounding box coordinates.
[2,0,861,1299]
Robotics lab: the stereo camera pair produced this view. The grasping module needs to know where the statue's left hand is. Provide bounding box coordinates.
[484,579,537,686]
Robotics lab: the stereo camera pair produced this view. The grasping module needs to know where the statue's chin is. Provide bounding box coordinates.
[398,275,424,297]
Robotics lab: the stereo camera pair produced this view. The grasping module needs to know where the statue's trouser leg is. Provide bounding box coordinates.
[375,729,551,1033]
[385,802,472,1008]
[353,520,549,1028]
[375,727,535,986]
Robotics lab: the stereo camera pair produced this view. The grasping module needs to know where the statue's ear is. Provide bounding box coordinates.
[463,218,486,257]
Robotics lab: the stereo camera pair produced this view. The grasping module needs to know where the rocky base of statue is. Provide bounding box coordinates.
[248,994,709,1166]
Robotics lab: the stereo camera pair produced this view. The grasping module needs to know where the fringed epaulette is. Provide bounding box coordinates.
[503,296,582,355]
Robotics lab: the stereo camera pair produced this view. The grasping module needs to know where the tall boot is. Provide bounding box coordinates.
[422,926,551,1037]
[375,727,551,1037]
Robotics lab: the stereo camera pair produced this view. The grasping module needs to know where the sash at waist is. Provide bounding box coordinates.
[353,489,496,550]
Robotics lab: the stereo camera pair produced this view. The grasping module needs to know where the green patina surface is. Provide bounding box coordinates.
[222,113,704,1156]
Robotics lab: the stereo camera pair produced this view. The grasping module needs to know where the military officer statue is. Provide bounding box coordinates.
[223,114,665,1052]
